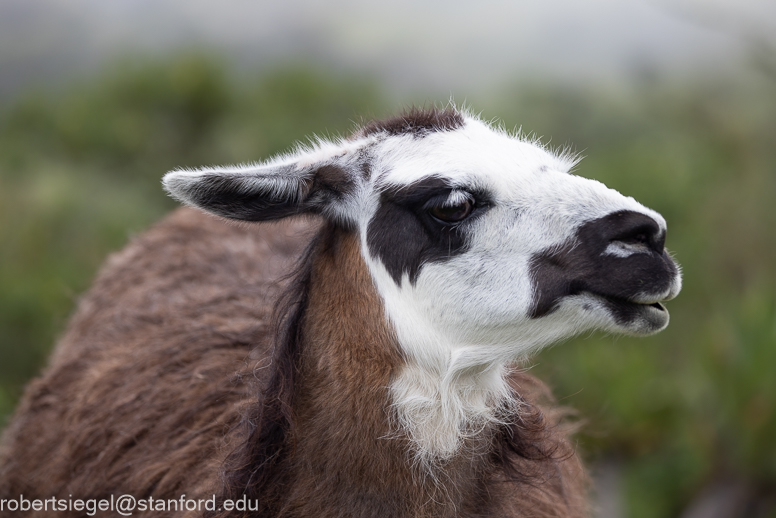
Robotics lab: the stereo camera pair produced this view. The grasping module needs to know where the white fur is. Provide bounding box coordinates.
[604,241,649,258]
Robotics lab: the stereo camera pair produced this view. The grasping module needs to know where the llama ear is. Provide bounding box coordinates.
[162,144,360,222]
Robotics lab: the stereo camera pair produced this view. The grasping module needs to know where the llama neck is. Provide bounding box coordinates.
[390,360,514,466]
[283,225,500,517]
[217,224,585,518]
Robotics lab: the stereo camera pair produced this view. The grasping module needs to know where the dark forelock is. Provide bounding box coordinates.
[355,107,465,139]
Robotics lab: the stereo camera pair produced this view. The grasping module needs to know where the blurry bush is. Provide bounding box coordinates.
[1,53,774,517]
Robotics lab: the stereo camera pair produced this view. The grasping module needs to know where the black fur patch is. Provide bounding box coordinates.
[529,210,678,323]
[187,164,354,222]
[366,177,490,285]
[357,107,465,139]
[309,164,357,206]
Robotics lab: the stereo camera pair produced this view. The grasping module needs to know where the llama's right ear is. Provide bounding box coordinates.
[162,141,364,222]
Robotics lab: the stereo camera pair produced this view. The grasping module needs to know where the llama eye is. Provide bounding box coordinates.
[428,199,474,223]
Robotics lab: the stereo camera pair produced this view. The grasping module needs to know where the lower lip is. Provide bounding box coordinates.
[587,292,668,316]
[594,294,666,311]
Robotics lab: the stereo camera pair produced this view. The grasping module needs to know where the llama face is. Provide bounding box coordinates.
[359,116,680,373]
[164,109,681,369]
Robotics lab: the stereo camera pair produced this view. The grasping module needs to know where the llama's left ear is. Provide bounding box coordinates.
[162,141,363,223]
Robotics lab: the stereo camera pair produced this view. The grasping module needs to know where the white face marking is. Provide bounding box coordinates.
[357,117,667,354]
[604,240,651,258]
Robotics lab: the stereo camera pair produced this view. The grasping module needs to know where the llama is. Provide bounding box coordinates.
[0,107,681,517]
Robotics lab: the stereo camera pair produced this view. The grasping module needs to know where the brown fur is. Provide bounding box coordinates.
[0,208,587,517]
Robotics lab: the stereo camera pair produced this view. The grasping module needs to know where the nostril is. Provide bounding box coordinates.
[612,227,664,255]
[598,211,665,255]
[628,231,649,245]
[615,225,663,253]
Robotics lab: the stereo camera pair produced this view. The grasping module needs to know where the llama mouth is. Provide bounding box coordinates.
[584,292,670,333]
[591,293,667,311]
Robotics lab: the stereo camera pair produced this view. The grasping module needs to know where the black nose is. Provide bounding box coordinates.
[593,210,665,254]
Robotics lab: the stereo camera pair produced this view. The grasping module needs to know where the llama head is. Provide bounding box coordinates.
[165,107,682,461]
[164,108,681,370]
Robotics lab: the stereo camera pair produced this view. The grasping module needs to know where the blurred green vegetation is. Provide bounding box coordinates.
[0,55,386,415]
[1,54,774,516]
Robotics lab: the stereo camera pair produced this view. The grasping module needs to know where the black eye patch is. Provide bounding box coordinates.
[366,177,491,285]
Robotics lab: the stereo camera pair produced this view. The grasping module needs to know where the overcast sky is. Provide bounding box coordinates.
[1,0,774,98]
